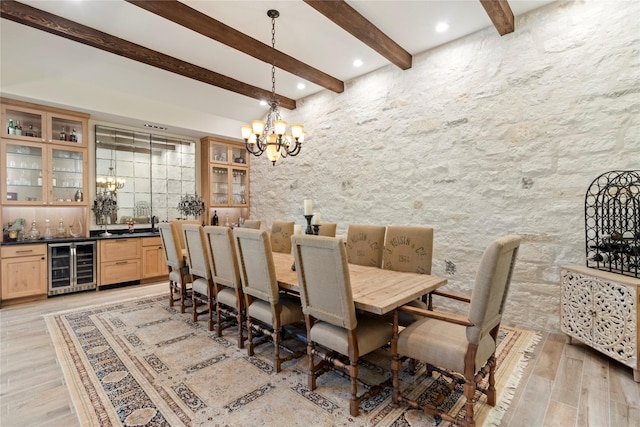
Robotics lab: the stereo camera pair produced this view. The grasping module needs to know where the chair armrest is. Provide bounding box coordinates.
[398,305,474,327]
[431,290,471,303]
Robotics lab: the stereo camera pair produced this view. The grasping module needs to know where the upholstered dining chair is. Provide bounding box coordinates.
[171,219,201,261]
[317,222,337,237]
[292,234,394,417]
[233,228,304,372]
[270,220,295,253]
[158,222,192,313]
[204,225,244,348]
[391,235,521,427]
[346,224,386,267]
[242,219,261,229]
[182,224,217,331]
[383,225,434,325]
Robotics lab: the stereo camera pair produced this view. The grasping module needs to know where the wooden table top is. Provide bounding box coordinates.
[272,252,448,315]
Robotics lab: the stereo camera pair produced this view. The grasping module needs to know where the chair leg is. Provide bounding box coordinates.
[192,292,199,323]
[273,327,282,373]
[463,377,476,427]
[180,282,186,313]
[215,302,223,337]
[247,318,255,356]
[237,310,244,349]
[307,342,317,390]
[169,281,175,307]
[487,354,497,406]
[349,360,359,417]
[208,291,214,332]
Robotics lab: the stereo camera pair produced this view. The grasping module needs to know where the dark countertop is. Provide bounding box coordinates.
[1,229,160,246]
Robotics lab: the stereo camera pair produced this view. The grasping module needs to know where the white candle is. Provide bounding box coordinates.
[304,199,313,215]
[311,213,321,225]
[294,225,302,235]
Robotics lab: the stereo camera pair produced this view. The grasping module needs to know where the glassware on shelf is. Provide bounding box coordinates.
[57,219,67,238]
[44,219,53,240]
[29,220,40,240]
[69,217,83,238]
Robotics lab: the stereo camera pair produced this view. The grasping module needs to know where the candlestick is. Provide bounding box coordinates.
[312,224,320,235]
[304,215,314,235]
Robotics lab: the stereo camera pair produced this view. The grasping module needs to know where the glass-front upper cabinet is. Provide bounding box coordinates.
[51,146,86,204]
[1,99,89,146]
[2,141,45,204]
[1,142,87,205]
[201,136,250,209]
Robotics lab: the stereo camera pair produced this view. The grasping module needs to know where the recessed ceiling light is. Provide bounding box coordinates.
[435,22,449,33]
[297,83,306,90]
[353,59,363,67]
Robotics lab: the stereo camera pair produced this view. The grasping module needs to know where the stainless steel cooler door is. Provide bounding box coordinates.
[48,243,72,292]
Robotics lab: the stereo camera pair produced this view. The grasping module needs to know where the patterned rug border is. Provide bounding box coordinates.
[44,294,541,427]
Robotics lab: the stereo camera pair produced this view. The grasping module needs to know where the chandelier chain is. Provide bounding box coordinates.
[271,15,276,101]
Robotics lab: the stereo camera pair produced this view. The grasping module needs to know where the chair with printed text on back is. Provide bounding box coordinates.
[317,223,337,237]
[345,224,386,267]
[292,234,394,417]
[270,220,294,253]
[204,225,245,348]
[391,235,521,427]
[182,224,217,331]
[383,225,434,325]
[158,222,192,313]
[233,228,304,372]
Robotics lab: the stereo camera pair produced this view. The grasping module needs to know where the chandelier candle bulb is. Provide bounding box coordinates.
[304,199,313,215]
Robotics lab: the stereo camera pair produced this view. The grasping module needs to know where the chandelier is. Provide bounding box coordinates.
[96,160,125,193]
[240,9,305,166]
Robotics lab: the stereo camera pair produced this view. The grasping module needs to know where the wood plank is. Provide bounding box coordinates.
[479,0,515,36]
[0,1,296,110]
[577,351,611,427]
[304,0,412,70]
[127,0,344,94]
[543,400,578,427]
[533,337,565,381]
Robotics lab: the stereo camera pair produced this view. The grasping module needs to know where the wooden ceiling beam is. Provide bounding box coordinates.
[0,0,297,110]
[126,0,344,94]
[304,0,412,70]
[480,0,515,36]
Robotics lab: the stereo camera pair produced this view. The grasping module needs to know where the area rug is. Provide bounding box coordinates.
[44,294,540,426]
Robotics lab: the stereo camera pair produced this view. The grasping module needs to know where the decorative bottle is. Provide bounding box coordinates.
[8,119,15,135]
[29,220,40,240]
[74,189,83,202]
[225,213,230,227]
[44,219,53,240]
[59,126,66,141]
[212,210,219,226]
[69,128,77,142]
[15,121,22,136]
[57,219,66,238]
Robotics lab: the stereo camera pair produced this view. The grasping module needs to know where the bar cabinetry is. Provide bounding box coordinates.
[561,264,640,381]
[99,238,141,287]
[1,244,47,304]
[142,236,168,279]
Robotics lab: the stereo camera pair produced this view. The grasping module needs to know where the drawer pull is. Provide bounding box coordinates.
[116,261,128,265]
[16,250,34,254]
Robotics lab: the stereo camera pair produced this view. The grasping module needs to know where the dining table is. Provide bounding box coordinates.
[271,252,448,315]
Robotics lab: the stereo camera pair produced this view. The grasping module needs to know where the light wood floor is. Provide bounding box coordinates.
[1,283,639,426]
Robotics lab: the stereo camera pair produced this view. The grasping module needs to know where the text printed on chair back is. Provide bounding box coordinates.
[383,226,433,274]
[292,235,356,329]
[233,228,280,304]
[270,221,295,253]
[346,224,386,267]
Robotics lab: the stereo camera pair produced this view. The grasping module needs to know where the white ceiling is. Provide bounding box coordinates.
[0,0,556,139]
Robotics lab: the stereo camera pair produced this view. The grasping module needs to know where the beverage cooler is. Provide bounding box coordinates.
[48,241,97,295]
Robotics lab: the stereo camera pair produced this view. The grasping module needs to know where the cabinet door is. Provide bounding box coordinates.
[2,141,46,204]
[210,142,229,163]
[142,245,168,278]
[210,166,230,206]
[2,104,46,142]
[48,112,87,146]
[1,255,47,299]
[560,270,594,343]
[50,146,87,205]
[231,168,248,206]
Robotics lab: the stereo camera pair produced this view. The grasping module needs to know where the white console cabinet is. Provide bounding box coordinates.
[561,264,640,382]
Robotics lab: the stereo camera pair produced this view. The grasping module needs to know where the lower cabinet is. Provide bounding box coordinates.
[142,236,168,279]
[561,264,640,382]
[1,244,47,303]
[99,238,141,287]
[98,236,168,288]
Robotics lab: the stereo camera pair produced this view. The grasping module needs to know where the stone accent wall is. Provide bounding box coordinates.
[249,0,639,332]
